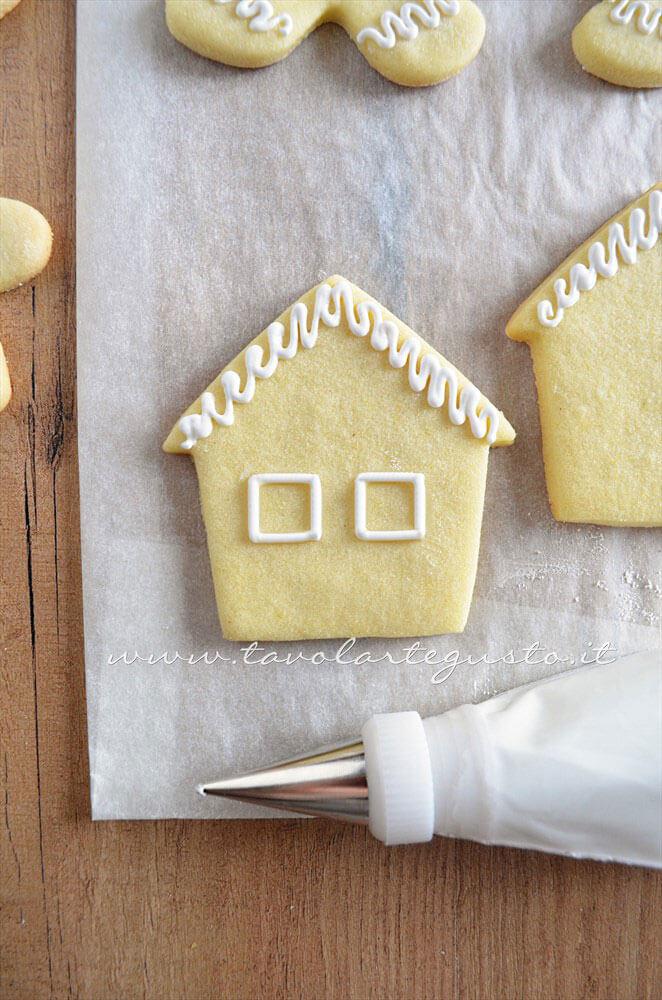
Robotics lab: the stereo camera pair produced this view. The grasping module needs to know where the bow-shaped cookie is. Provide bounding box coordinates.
[166,0,485,86]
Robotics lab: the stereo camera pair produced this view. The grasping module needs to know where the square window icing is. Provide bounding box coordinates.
[248,473,322,544]
[355,473,425,541]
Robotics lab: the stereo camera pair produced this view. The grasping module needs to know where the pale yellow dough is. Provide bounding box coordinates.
[507,185,662,528]
[165,276,514,641]
[0,342,10,412]
[0,0,22,20]
[572,1,662,89]
[165,0,485,87]
[0,198,53,416]
[0,198,53,294]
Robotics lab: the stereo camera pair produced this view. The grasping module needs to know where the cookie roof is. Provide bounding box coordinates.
[507,183,662,342]
[164,276,515,454]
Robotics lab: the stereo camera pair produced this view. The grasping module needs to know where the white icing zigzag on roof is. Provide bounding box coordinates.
[537,188,661,329]
[179,279,500,450]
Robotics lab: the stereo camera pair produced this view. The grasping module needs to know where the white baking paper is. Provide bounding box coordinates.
[77,0,661,819]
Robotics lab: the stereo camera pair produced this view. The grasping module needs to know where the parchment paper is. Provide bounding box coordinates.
[77,0,661,820]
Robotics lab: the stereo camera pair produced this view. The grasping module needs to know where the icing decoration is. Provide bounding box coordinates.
[178,280,500,450]
[215,0,293,37]
[357,0,459,48]
[248,473,322,543]
[537,188,662,328]
[354,473,426,541]
[609,0,662,37]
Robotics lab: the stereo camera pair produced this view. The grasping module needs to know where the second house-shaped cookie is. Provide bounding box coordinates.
[165,276,514,641]
[507,185,661,528]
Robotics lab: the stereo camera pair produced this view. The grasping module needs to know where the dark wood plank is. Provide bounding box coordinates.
[0,2,660,998]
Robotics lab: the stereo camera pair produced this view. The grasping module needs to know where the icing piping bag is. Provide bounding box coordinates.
[199,651,661,867]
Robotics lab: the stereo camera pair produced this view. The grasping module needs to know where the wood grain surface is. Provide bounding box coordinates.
[0,2,660,998]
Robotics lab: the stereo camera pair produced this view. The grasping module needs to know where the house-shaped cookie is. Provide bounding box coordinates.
[165,276,515,641]
[507,185,661,527]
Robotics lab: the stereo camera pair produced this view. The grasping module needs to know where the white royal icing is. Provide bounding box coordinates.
[354,472,426,541]
[248,473,322,543]
[178,279,500,450]
[357,0,459,49]
[537,189,662,329]
[215,0,293,38]
[609,0,662,37]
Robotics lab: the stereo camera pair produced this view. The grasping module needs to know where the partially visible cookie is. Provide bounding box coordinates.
[0,0,22,20]
[0,342,10,412]
[0,198,53,293]
[165,1,485,88]
[507,185,662,527]
[572,1,662,89]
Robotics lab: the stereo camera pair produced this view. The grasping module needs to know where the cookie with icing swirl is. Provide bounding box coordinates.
[572,1,662,88]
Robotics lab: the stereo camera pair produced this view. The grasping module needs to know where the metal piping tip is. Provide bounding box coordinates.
[198,736,369,824]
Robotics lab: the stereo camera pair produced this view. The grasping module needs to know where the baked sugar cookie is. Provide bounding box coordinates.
[572,1,662,88]
[507,185,661,527]
[165,1,485,87]
[165,276,514,641]
[0,199,52,414]
[0,343,10,412]
[0,198,53,293]
[0,0,22,20]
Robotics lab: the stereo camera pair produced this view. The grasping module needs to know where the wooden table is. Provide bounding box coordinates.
[1,2,660,997]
